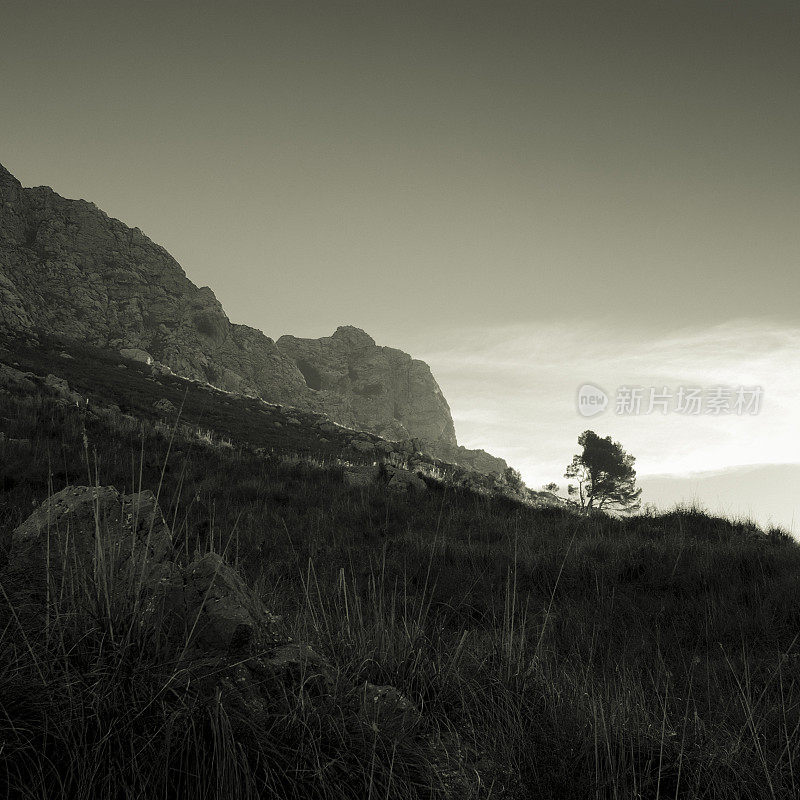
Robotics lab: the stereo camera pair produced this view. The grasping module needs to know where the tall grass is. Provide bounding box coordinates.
[1,374,800,797]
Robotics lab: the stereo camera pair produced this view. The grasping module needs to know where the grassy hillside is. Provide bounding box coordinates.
[1,346,799,799]
[2,336,374,458]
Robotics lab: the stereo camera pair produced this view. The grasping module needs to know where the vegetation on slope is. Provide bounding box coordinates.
[0,351,798,799]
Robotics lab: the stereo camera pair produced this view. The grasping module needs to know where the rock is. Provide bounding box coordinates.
[8,486,175,621]
[161,552,281,652]
[276,326,458,454]
[343,466,379,488]
[394,438,422,455]
[360,683,420,732]
[441,444,508,476]
[43,374,83,405]
[382,465,427,494]
[345,463,428,494]
[253,642,333,696]
[259,641,327,673]
[0,362,35,391]
[451,469,499,495]
[374,440,395,456]
[349,438,375,455]
[153,397,177,415]
[119,347,153,365]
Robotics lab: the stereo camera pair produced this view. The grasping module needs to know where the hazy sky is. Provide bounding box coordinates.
[3,1,798,527]
[405,319,799,530]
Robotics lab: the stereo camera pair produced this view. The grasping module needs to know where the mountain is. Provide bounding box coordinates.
[276,326,456,449]
[0,162,506,473]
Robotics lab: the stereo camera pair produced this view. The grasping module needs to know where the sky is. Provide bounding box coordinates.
[403,319,800,531]
[2,1,798,529]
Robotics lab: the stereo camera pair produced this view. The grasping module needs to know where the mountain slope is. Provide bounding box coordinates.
[0,162,505,472]
[0,163,306,400]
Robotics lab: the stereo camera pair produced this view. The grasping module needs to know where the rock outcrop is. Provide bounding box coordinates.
[276,325,457,451]
[0,162,506,473]
[10,485,174,589]
[0,162,308,406]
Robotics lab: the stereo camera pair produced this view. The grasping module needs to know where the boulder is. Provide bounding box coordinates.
[43,374,84,405]
[6,486,175,630]
[11,486,173,577]
[119,347,153,365]
[360,683,420,733]
[440,444,508,476]
[0,362,35,391]
[316,420,343,435]
[343,466,379,489]
[382,465,427,495]
[252,642,333,697]
[159,552,282,653]
[349,438,376,455]
[153,397,177,415]
[374,440,396,456]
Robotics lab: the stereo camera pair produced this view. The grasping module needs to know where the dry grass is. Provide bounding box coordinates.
[0,369,799,798]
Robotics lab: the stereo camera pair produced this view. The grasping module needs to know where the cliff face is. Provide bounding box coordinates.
[0,163,505,473]
[276,326,457,450]
[0,163,307,403]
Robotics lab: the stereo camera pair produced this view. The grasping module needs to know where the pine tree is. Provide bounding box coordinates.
[564,430,642,513]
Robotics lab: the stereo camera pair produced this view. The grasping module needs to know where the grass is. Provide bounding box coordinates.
[1,354,800,798]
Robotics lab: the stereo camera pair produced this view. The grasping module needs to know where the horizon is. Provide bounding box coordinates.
[3,1,799,530]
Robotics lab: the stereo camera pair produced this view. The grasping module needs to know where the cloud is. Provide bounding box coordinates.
[407,318,800,527]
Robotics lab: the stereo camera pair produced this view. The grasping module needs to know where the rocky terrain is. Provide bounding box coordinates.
[0,324,796,800]
[0,163,505,473]
[2,484,473,797]
[0,346,546,505]
[276,326,456,450]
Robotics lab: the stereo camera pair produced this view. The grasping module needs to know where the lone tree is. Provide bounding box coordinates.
[564,430,641,513]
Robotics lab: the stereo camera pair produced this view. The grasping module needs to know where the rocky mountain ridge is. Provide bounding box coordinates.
[0,162,506,474]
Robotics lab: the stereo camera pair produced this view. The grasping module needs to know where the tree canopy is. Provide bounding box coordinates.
[564,430,642,513]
